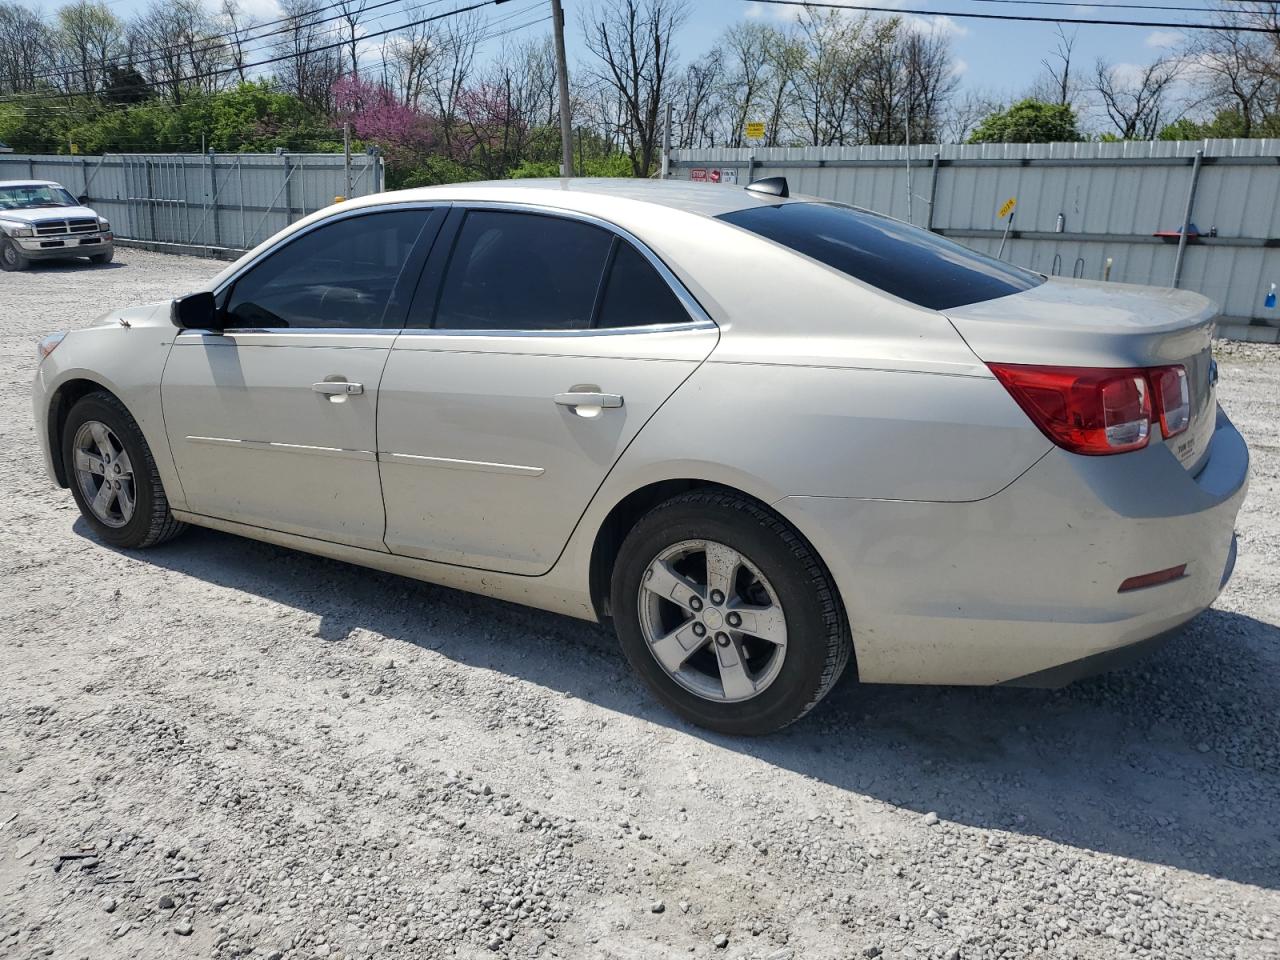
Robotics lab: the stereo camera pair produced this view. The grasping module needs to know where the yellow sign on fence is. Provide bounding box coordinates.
[998,196,1017,219]
[745,121,766,140]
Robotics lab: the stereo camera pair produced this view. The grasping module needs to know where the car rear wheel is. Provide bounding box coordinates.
[1,238,30,271]
[611,489,852,735]
[62,392,187,549]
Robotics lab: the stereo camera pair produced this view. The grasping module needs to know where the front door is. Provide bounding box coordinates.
[162,207,443,550]
[378,207,718,574]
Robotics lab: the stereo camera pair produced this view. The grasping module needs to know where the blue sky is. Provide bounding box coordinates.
[28,0,1221,123]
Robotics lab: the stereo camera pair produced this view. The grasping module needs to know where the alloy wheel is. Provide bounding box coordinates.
[72,420,135,528]
[637,539,788,703]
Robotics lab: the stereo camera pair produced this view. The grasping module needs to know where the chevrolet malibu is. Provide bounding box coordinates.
[31,178,1249,734]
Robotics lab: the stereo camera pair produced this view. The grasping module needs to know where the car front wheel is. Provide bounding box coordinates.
[62,391,187,549]
[611,489,852,735]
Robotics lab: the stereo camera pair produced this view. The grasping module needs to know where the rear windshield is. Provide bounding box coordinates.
[718,201,1043,310]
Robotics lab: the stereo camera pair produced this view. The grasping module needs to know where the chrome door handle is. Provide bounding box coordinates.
[312,381,364,396]
[554,391,623,409]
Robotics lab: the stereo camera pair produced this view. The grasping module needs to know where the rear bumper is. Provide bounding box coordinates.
[13,233,112,259]
[777,406,1249,686]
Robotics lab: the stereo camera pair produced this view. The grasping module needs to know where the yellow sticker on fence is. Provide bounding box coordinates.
[998,197,1017,219]
[745,122,766,140]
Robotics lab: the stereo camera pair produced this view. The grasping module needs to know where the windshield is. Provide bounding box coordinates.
[719,201,1044,310]
[0,183,79,210]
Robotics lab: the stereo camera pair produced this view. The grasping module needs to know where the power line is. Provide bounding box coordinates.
[1,6,550,128]
[742,0,1280,32]
[19,0,455,86]
[954,0,1263,12]
[0,0,519,106]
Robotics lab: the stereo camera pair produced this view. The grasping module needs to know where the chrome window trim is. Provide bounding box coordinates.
[210,201,450,300]
[426,200,715,332]
[175,327,398,339]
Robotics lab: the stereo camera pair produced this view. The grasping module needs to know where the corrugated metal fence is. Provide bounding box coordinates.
[672,139,1280,331]
[0,151,383,254]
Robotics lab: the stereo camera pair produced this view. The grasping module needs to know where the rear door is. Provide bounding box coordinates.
[378,205,718,574]
[162,206,444,550]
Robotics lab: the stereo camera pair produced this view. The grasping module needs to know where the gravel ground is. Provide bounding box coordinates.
[2,249,1279,960]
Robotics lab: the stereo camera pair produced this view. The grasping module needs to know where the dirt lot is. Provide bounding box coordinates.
[1,249,1278,960]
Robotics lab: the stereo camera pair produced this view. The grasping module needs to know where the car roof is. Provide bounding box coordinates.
[349,177,801,220]
[0,180,62,188]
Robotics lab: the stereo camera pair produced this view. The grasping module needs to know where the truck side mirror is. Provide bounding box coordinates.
[171,291,221,331]
[77,194,90,205]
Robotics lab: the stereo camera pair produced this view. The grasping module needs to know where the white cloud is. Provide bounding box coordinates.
[1145,29,1183,49]
[233,0,283,21]
[951,57,969,77]
[905,13,968,37]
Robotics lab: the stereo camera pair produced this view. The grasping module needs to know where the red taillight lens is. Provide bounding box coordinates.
[988,364,1151,455]
[1152,365,1190,438]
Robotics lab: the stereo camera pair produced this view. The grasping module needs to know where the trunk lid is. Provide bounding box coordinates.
[945,277,1218,473]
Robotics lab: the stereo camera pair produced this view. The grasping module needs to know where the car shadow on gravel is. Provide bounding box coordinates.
[95,523,1280,892]
[21,259,124,272]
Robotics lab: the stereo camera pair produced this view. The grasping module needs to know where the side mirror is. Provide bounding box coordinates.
[76,194,90,205]
[171,291,221,331]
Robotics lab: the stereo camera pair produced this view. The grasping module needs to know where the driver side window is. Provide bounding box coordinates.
[224,210,431,330]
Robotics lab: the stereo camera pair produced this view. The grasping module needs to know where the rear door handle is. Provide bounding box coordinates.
[312,381,364,396]
[554,391,623,411]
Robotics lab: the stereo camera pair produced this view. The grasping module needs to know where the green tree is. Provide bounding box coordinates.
[968,98,1081,143]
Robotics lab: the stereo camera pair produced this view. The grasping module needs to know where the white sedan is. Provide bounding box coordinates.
[32,178,1248,734]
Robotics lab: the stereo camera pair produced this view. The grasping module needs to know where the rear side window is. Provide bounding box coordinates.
[224,211,430,329]
[718,202,1043,310]
[596,242,690,328]
[435,211,613,330]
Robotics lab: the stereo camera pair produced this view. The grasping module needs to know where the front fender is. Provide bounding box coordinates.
[33,307,184,508]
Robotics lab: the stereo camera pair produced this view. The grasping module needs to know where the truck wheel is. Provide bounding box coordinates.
[1,238,30,271]
[90,248,114,265]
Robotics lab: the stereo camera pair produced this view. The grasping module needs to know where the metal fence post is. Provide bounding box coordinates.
[1171,149,1203,289]
[926,151,940,232]
[208,153,221,248]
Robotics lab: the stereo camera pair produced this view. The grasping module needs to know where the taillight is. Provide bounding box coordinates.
[1152,365,1190,438]
[989,363,1189,456]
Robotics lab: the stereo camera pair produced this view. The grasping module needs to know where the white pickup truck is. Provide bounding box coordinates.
[0,179,114,271]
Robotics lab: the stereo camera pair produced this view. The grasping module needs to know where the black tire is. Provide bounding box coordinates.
[611,489,852,735]
[1,237,30,271]
[61,391,187,549]
[89,248,114,265]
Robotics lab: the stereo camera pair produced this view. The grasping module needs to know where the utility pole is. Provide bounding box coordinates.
[550,0,574,177]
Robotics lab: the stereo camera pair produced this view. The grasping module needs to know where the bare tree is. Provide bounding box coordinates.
[1094,56,1180,139]
[0,2,52,94]
[54,0,123,96]
[219,0,256,85]
[337,0,366,78]
[944,89,1000,143]
[671,48,723,149]
[1184,11,1276,135]
[788,7,867,146]
[583,0,687,176]
[424,8,481,156]
[719,22,774,147]
[1032,25,1078,107]
[383,6,442,109]
[131,0,229,103]
[761,31,804,146]
[273,0,342,110]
